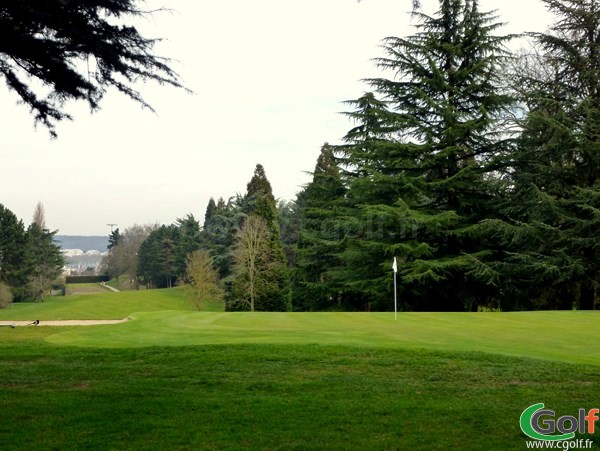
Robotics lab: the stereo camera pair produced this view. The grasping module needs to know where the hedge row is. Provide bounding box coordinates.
[65,275,110,284]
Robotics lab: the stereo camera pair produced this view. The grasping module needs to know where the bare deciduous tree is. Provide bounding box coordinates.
[182,250,222,310]
[32,202,46,230]
[232,215,276,312]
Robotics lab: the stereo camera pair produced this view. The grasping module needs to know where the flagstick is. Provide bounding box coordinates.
[392,256,398,320]
[394,270,397,321]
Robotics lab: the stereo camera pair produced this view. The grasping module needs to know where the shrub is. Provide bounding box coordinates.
[0,282,13,308]
[477,305,502,313]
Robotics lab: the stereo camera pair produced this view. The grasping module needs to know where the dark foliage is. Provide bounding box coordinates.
[0,0,185,136]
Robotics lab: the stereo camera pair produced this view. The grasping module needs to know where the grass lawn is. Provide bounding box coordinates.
[42,310,600,365]
[0,339,598,450]
[0,290,599,449]
[0,287,222,320]
[65,283,110,295]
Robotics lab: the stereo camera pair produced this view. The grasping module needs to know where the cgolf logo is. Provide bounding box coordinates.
[520,403,599,441]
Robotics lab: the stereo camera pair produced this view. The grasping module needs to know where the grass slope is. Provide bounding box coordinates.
[65,283,111,295]
[0,287,218,320]
[41,310,600,365]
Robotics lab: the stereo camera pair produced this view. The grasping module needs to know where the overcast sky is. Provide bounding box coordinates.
[0,0,553,236]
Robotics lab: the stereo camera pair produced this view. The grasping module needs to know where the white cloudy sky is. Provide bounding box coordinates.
[0,0,552,235]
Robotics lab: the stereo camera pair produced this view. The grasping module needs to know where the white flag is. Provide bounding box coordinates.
[392,257,397,273]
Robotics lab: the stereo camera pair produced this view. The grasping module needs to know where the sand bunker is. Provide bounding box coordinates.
[0,318,129,327]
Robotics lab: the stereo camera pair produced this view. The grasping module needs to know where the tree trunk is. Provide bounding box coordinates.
[579,278,596,310]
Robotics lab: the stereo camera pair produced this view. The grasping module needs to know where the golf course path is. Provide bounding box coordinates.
[0,318,129,327]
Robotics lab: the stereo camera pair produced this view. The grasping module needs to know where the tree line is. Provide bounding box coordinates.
[305,0,600,312]
[96,0,600,311]
[0,203,64,306]
[103,164,292,311]
[302,0,600,312]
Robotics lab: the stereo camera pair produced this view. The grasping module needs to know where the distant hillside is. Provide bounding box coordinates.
[54,235,109,252]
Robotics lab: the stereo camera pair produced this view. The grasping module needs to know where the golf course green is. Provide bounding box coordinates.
[40,310,599,366]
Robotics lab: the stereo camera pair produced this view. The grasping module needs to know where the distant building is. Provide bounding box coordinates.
[61,249,107,276]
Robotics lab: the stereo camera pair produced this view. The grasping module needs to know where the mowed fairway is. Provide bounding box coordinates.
[0,288,599,449]
[0,286,204,320]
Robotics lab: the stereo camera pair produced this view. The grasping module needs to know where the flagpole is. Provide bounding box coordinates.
[392,257,398,321]
[394,270,397,321]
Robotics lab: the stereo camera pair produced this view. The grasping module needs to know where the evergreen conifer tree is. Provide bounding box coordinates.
[22,224,64,300]
[0,204,27,300]
[1,0,185,136]
[489,0,600,309]
[174,215,201,276]
[107,228,122,251]
[200,197,244,279]
[293,144,347,311]
[137,225,179,288]
[335,0,513,310]
[203,198,217,229]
